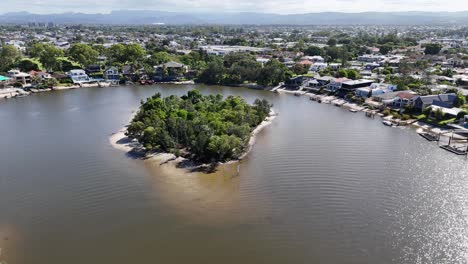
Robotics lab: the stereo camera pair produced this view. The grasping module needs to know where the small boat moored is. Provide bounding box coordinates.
[383,120,393,127]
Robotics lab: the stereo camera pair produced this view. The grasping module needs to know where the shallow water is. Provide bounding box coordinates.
[0,84,467,264]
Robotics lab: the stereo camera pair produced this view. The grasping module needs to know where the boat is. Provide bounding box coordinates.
[349,109,358,113]
[382,120,393,126]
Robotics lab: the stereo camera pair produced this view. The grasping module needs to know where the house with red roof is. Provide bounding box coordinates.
[393,92,419,108]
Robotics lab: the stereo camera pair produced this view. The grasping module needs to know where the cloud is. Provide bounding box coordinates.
[4,0,468,14]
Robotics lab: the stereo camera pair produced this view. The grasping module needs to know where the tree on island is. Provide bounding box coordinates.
[126,90,272,163]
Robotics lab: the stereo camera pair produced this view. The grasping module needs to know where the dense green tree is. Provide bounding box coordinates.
[346,69,360,80]
[327,38,337,47]
[108,43,145,64]
[17,58,43,72]
[304,46,323,56]
[292,64,309,75]
[28,43,64,70]
[424,43,442,55]
[68,44,99,66]
[257,59,292,87]
[126,91,272,162]
[197,58,225,85]
[0,45,21,71]
[379,44,393,55]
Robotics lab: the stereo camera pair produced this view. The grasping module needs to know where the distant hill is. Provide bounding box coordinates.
[1,10,468,25]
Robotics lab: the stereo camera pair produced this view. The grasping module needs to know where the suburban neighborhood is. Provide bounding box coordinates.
[1,22,468,154]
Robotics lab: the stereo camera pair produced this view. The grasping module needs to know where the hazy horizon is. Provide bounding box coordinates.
[5,0,468,15]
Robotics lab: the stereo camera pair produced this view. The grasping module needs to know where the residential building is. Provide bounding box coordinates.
[414,93,457,111]
[393,92,418,108]
[326,78,350,92]
[103,67,120,80]
[311,63,328,72]
[340,79,375,92]
[8,70,31,85]
[67,69,90,83]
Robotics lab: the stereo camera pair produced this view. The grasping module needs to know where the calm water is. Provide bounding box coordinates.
[0,84,467,264]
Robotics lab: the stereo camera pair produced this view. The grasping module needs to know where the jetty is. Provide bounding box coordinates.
[440,145,468,156]
[418,132,439,142]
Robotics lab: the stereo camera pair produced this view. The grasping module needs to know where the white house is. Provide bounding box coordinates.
[311,63,328,72]
[8,70,31,85]
[67,69,90,83]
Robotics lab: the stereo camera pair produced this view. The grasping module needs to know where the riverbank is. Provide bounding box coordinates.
[0,82,114,101]
[282,89,468,155]
[110,109,277,173]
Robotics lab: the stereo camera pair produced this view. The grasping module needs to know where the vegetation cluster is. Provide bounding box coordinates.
[126,90,272,162]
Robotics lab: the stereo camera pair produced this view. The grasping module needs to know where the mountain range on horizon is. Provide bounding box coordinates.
[1,10,468,25]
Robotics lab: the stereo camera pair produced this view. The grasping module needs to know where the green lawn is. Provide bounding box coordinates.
[418,116,456,126]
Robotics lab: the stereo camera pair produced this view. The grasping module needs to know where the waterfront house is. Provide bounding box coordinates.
[315,76,335,87]
[355,87,372,98]
[67,69,90,84]
[285,76,306,89]
[8,70,31,85]
[414,93,457,111]
[326,78,350,93]
[29,70,52,81]
[154,61,189,81]
[122,65,139,81]
[373,91,402,105]
[85,65,102,75]
[340,79,375,93]
[103,67,120,80]
[393,92,418,108]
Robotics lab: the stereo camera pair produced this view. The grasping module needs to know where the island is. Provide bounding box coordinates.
[111,90,276,168]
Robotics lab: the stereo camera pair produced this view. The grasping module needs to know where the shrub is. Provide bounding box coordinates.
[457,110,468,120]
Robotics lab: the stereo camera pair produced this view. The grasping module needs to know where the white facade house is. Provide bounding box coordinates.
[8,70,31,84]
[67,69,90,83]
[301,56,325,63]
[311,63,328,72]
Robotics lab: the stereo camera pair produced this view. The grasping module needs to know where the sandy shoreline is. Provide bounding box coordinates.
[109,109,277,172]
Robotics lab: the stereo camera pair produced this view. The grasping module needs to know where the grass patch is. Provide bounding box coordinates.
[413,114,426,120]
[438,118,456,126]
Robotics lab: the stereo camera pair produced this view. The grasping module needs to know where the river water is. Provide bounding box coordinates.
[0,84,467,264]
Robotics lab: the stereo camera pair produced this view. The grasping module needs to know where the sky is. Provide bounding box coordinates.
[4,0,468,14]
